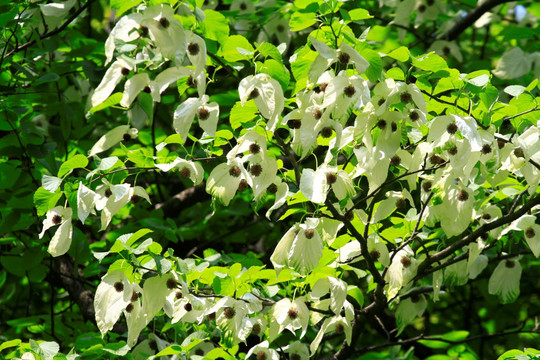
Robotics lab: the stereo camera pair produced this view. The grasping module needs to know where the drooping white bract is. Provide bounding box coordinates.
[268,298,310,341]
[245,341,279,360]
[429,40,463,62]
[385,246,418,299]
[372,189,414,224]
[265,176,289,220]
[502,215,540,257]
[245,154,279,200]
[238,74,284,133]
[432,178,474,238]
[395,295,427,335]
[95,270,133,335]
[206,158,249,206]
[95,180,151,230]
[310,314,352,354]
[91,58,135,108]
[311,277,347,314]
[488,258,522,304]
[123,283,145,347]
[300,163,355,205]
[322,71,371,122]
[308,37,369,82]
[39,206,73,257]
[238,315,267,342]
[492,47,532,79]
[271,218,323,275]
[173,95,220,142]
[185,31,207,72]
[77,182,97,224]
[207,296,250,346]
[89,125,139,156]
[154,158,204,185]
[427,115,482,152]
[120,73,160,108]
[226,130,268,161]
[283,341,310,360]
[104,13,143,64]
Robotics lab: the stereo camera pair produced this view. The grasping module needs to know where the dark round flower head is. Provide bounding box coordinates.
[149,340,158,351]
[250,164,263,177]
[123,133,132,141]
[370,250,380,260]
[114,282,124,292]
[326,173,337,184]
[289,119,302,129]
[418,4,426,12]
[378,98,386,106]
[130,195,141,204]
[131,291,140,302]
[250,323,261,336]
[429,154,444,165]
[277,24,285,32]
[482,213,491,220]
[175,291,183,299]
[457,190,469,201]
[446,122,458,134]
[139,26,149,37]
[505,260,515,268]
[249,143,261,154]
[377,119,387,129]
[143,86,151,93]
[256,351,267,360]
[344,85,356,98]
[248,88,260,99]
[525,227,535,238]
[514,147,525,158]
[159,17,170,28]
[304,229,315,239]
[239,2,247,10]
[390,155,401,167]
[166,278,177,289]
[338,52,350,65]
[400,92,412,103]
[481,144,492,154]
[121,67,130,76]
[321,127,333,138]
[105,189,113,198]
[391,122,398,132]
[426,0,435,5]
[443,46,451,56]
[184,302,192,311]
[267,184,278,194]
[197,107,210,120]
[422,181,432,192]
[287,308,298,319]
[229,165,241,177]
[187,76,197,88]
[313,108,323,119]
[180,167,191,179]
[447,146,458,156]
[224,306,236,319]
[291,354,301,360]
[395,198,406,208]
[125,303,134,313]
[409,110,420,121]
[52,214,62,225]
[238,179,249,191]
[335,323,345,334]
[401,256,412,268]
[187,42,200,56]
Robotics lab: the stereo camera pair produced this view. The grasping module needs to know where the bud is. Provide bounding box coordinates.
[481,144,492,154]
[418,4,426,12]
[248,88,260,99]
[267,184,278,194]
[249,143,261,154]
[505,260,515,268]
[400,92,412,103]
[312,108,322,119]
[304,229,315,239]
[338,52,350,65]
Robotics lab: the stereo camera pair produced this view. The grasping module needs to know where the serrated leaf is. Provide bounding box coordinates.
[221,35,254,62]
[58,154,88,177]
[258,42,282,61]
[289,12,317,31]
[349,8,372,20]
[412,53,448,72]
[202,10,229,43]
[89,92,123,114]
[34,187,63,216]
[386,47,410,62]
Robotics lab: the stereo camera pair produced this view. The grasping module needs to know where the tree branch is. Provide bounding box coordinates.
[439,0,514,41]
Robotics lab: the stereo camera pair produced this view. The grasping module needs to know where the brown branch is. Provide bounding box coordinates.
[417,193,540,276]
[439,0,515,41]
[5,0,97,58]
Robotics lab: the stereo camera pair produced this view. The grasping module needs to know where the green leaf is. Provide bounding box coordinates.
[202,10,229,43]
[0,339,21,351]
[111,0,143,17]
[347,286,364,307]
[360,48,382,83]
[155,345,183,356]
[349,8,372,20]
[258,59,290,90]
[89,92,123,114]
[258,42,282,61]
[58,154,88,177]
[220,35,255,62]
[289,12,317,31]
[229,100,259,130]
[386,47,410,62]
[35,73,59,85]
[33,187,63,216]
[412,53,449,72]
[212,275,235,296]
